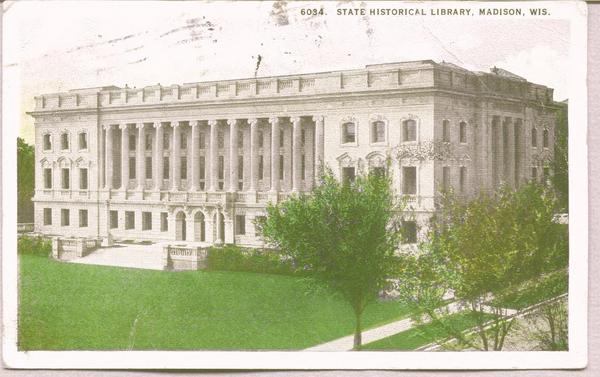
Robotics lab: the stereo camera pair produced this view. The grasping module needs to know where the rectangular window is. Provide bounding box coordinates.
[218,156,224,180]
[301,155,306,180]
[163,131,170,150]
[543,129,549,148]
[403,120,417,142]
[129,134,136,151]
[79,133,88,150]
[146,157,153,179]
[402,167,417,195]
[199,133,206,149]
[279,131,284,147]
[199,156,205,180]
[79,168,88,190]
[235,215,246,235]
[43,134,52,150]
[258,131,264,148]
[258,155,264,180]
[79,209,88,227]
[181,157,187,179]
[442,120,450,142]
[161,212,168,231]
[459,167,466,193]
[61,209,70,226]
[402,220,418,244]
[459,122,467,143]
[145,134,152,150]
[61,168,70,189]
[142,212,152,231]
[129,157,136,179]
[125,211,135,230]
[442,166,450,190]
[532,128,538,147]
[279,155,284,180]
[342,167,356,184]
[109,210,118,229]
[301,129,306,146]
[342,122,356,144]
[61,133,69,150]
[180,132,187,149]
[44,168,52,189]
[163,157,170,179]
[372,121,385,143]
[238,131,244,148]
[43,208,52,225]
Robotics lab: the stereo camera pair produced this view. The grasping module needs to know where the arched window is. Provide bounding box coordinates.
[531,128,538,147]
[403,119,417,142]
[61,132,69,150]
[459,121,467,143]
[442,120,450,142]
[342,122,356,144]
[43,134,52,151]
[371,121,385,143]
[543,129,549,148]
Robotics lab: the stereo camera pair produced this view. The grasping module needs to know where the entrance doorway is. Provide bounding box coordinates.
[194,211,205,242]
[175,211,186,241]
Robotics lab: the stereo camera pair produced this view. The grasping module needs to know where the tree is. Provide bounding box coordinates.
[552,101,568,211]
[399,183,568,350]
[17,137,35,223]
[259,167,406,349]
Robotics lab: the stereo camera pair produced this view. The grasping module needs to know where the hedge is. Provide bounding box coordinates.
[206,245,297,276]
[18,236,52,257]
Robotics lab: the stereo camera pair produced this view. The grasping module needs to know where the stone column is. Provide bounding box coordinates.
[506,118,515,188]
[171,122,181,191]
[99,126,105,189]
[136,123,146,190]
[154,122,164,191]
[228,119,238,192]
[104,125,114,189]
[269,117,280,192]
[291,116,302,192]
[190,121,200,191]
[208,119,219,191]
[497,118,505,186]
[313,115,324,182]
[119,124,129,190]
[249,118,259,191]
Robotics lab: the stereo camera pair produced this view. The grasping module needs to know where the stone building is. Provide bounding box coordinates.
[28,60,559,247]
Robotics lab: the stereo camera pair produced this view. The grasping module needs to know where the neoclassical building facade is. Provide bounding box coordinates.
[29,60,558,246]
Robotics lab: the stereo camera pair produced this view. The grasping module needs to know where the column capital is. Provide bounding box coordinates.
[154,122,164,129]
[119,123,130,130]
[290,116,302,125]
[172,121,182,128]
[103,124,115,131]
[227,118,238,127]
[208,119,219,127]
[268,116,280,125]
[191,120,202,128]
[312,115,324,124]
[248,118,259,127]
[135,123,146,130]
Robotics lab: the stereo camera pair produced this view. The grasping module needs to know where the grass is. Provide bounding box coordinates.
[360,312,495,351]
[492,270,568,310]
[18,254,411,350]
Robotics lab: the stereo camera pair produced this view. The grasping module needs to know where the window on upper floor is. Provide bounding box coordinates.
[442,166,450,190]
[78,132,88,150]
[163,131,170,150]
[146,157,153,179]
[44,168,52,189]
[402,166,417,195]
[371,121,385,143]
[79,168,88,190]
[61,168,70,189]
[217,132,224,149]
[163,157,170,179]
[543,129,549,148]
[459,122,467,143]
[403,120,417,142]
[129,157,136,179]
[61,133,69,150]
[459,167,467,193]
[199,132,206,149]
[301,129,306,146]
[180,132,187,149]
[145,134,153,150]
[43,134,52,151]
[279,130,284,148]
[61,209,70,226]
[342,122,356,144]
[129,134,136,151]
[238,131,244,148]
[142,212,152,231]
[531,128,538,147]
[442,120,450,142]
[181,157,187,180]
[125,211,135,230]
[79,209,88,227]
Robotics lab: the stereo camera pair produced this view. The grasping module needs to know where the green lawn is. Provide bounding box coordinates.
[360,312,495,351]
[492,270,568,310]
[18,254,411,350]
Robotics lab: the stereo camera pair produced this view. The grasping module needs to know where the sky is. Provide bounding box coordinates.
[3,1,571,144]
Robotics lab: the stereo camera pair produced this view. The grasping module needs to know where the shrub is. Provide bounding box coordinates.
[206,245,297,276]
[18,236,51,257]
